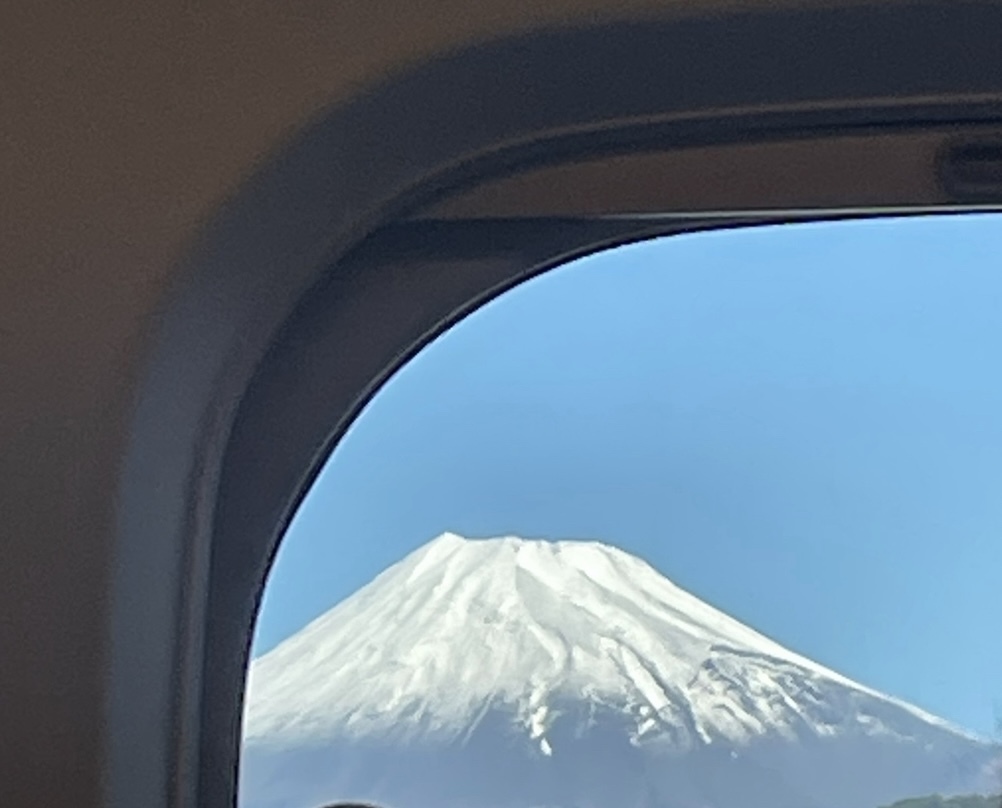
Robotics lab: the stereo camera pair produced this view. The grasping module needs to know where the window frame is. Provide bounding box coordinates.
[106,5,1002,807]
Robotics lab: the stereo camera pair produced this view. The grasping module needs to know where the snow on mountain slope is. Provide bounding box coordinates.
[241,534,998,808]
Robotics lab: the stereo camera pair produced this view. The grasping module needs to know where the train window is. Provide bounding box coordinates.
[241,214,1002,808]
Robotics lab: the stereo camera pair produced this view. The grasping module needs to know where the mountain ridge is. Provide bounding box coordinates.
[241,533,997,808]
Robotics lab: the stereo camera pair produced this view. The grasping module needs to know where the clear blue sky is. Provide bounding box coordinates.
[254,213,1002,737]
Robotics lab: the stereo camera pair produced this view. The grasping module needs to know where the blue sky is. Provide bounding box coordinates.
[254,213,1002,737]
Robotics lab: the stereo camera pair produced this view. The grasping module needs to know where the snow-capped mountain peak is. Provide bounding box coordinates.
[241,534,997,808]
[244,534,972,748]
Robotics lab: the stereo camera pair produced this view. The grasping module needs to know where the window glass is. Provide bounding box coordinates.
[242,214,1002,808]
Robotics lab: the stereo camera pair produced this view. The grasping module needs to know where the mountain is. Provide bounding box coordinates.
[241,533,999,808]
[882,795,1000,808]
